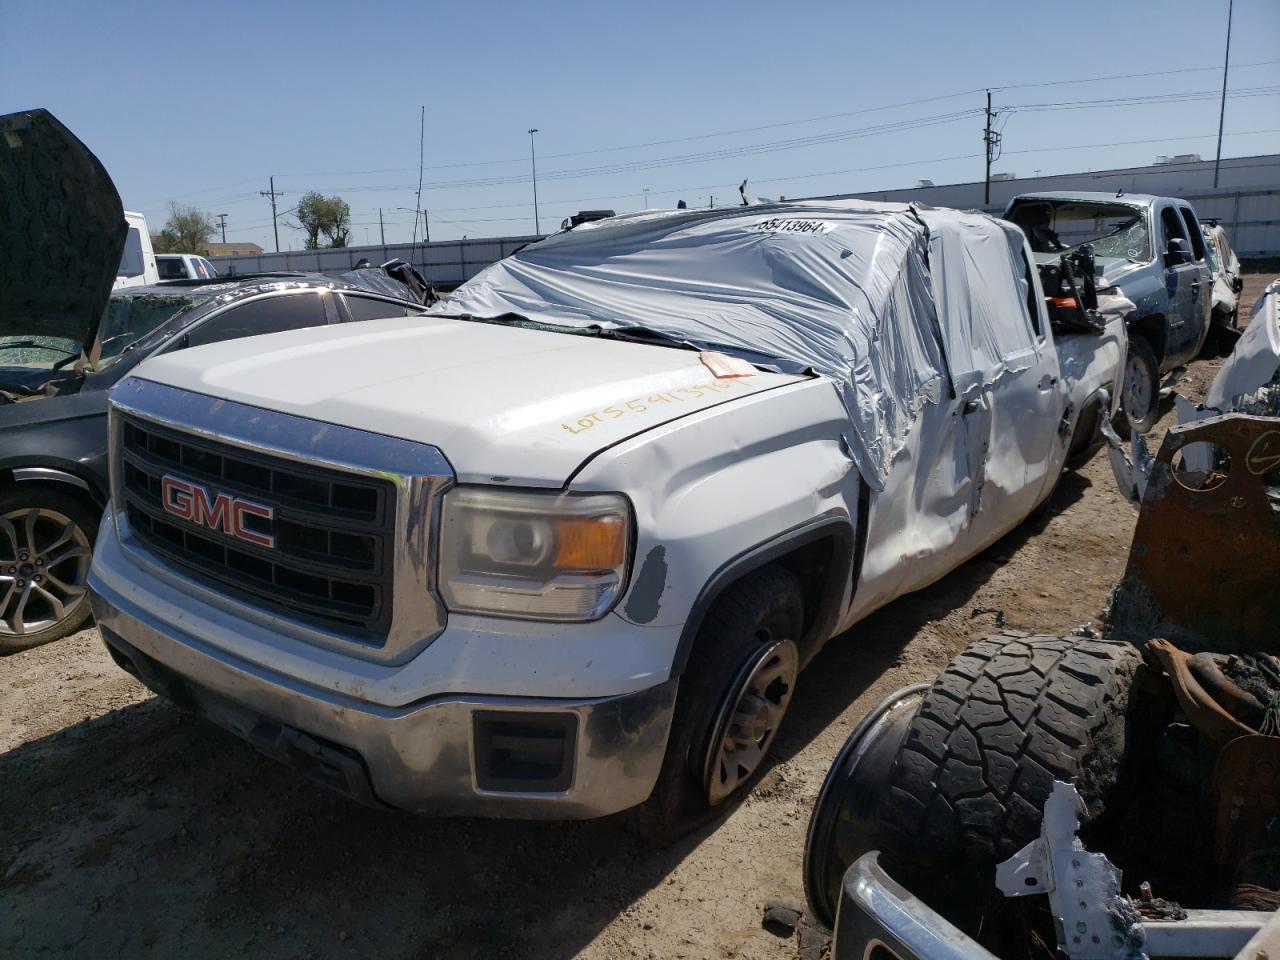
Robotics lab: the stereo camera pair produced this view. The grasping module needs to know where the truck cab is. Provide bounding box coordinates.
[1005,191,1212,432]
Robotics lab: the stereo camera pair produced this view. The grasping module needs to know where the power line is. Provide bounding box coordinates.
[1000,84,1280,112]
[355,110,983,193]
[200,84,1280,211]
[266,59,1280,181]
[139,58,1280,212]
[989,58,1279,93]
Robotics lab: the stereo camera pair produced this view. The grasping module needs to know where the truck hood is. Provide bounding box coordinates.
[127,316,804,484]
[0,108,126,346]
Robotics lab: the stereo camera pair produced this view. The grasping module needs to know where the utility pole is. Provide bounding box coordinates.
[983,90,1001,207]
[643,187,650,209]
[260,176,284,252]
[528,128,540,234]
[423,209,430,243]
[216,213,228,244]
[1213,0,1234,188]
[710,195,714,209]
[379,208,386,246]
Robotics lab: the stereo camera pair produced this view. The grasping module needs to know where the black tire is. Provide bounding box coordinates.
[876,633,1142,925]
[1118,336,1160,436]
[0,484,99,654]
[632,565,803,846]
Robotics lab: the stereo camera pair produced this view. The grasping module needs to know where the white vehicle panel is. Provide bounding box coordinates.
[576,378,856,632]
[130,315,803,485]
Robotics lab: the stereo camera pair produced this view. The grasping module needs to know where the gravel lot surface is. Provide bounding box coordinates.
[2,273,1273,959]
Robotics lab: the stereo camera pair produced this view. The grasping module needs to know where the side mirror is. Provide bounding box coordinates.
[1165,237,1191,266]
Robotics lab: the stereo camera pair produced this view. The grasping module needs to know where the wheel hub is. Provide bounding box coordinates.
[704,637,799,806]
[729,693,771,745]
[1125,357,1152,419]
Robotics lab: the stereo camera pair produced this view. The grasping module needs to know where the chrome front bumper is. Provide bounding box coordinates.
[89,572,678,820]
[831,853,997,960]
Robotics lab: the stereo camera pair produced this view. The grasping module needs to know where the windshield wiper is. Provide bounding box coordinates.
[445,311,696,351]
[587,325,696,351]
[0,340,78,356]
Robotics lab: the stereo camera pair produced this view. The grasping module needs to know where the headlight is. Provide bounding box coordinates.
[439,488,632,621]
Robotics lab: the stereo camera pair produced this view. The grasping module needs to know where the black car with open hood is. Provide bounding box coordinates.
[1,108,126,394]
[0,109,434,652]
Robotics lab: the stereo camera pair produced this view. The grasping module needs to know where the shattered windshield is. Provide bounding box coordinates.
[97,292,210,365]
[1009,200,1151,265]
[0,336,81,369]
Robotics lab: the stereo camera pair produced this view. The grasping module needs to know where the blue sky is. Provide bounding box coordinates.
[4,0,1278,250]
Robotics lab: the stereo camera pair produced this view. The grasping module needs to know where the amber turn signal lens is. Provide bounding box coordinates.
[553,515,627,570]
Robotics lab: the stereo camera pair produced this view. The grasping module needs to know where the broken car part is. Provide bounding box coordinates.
[808,366,1280,957]
[1108,413,1280,651]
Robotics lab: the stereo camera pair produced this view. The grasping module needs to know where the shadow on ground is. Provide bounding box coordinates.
[0,477,1092,960]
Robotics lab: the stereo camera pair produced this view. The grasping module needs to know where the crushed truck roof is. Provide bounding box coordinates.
[435,199,1045,491]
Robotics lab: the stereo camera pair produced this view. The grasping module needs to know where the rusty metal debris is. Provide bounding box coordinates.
[1146,639,1255,746]
[1109,414,1280,652]
[1213,736,1280,881]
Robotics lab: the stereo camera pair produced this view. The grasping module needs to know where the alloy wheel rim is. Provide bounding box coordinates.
[0,507,92,637]
[704,636,799,806]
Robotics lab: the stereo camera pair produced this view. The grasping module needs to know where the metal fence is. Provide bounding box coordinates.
[209,235,544,289]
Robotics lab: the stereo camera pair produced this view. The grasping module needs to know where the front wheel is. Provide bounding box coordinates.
[1119,335,1160,435]
[0,485,98,653]
[632,565,803,846]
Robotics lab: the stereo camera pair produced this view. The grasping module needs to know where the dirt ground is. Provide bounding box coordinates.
[1,274,1273,960]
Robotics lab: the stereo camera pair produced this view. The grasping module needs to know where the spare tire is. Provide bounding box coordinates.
[876,632,1142,925]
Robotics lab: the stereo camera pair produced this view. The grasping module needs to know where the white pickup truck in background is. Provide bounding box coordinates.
[112,210,159,289]
[87,201,1126,842]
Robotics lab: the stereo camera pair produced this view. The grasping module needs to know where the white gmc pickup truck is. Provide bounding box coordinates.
[88,201,1126,841]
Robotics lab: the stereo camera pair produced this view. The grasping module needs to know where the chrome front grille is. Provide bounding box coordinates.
[119,415,396,639]
[108,377,454,662]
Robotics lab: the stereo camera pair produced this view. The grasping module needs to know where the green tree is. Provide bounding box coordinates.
[295,191,351,249]
[154,202,216,255]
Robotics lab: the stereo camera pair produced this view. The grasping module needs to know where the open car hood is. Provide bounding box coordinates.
[0,108,126,347]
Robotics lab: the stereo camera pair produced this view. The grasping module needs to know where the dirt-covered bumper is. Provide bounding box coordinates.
[89,531,677,820]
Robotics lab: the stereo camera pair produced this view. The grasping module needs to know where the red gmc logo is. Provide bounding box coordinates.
[160,474,275,549]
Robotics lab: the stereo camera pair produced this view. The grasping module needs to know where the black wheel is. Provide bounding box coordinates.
[0,485,98,654]
[803,683,929,928]
[875,633,1142,927]
[633,565,803,846]
[1119,336,1160,435]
